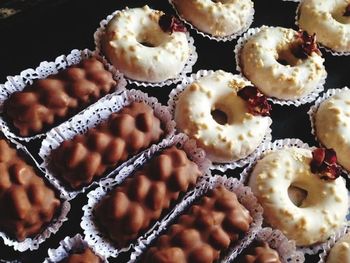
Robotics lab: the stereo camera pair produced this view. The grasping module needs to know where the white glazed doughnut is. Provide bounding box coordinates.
[239,26,326,100]
[172,0,254,37]
[315,90,350,171]
[101,6,190,83]
[174,70,272,163]
[248,147,348,246]
[298,0,350,53]
[327,233,350,263]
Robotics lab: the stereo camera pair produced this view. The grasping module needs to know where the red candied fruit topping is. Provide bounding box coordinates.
[310,148,341,180]
[159,14,187,34]
[237,86,271,116]
[344,4,350,16]
[293,30,321,59]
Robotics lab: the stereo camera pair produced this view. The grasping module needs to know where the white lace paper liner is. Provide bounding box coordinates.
[167,69,272,172]
[239,138,350,255]
[129,175,264,262]
[94,8,198,87]
[308,86,350,178]
[43,234,107,263]
[318,224,350,263]
[168,0,255,42]
[0,133,70,252]
[295,3,350,56]
[247,228,305,263]
[80,133,211,258]
[39,89,176,200]
[0,49,127,142]
[234,26,326,106]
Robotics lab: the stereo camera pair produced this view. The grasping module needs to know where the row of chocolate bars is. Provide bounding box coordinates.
[0,47,305,263]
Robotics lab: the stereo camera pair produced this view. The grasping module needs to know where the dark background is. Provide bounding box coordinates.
[0,0,349,262]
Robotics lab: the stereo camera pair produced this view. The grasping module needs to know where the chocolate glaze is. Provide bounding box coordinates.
[4,58,117,136]
[236,240,281,263]
[143,185,253,263]
[60,247,101,263]
[95,146,201,248]
[0,139,60,241]
[51,102,164,189]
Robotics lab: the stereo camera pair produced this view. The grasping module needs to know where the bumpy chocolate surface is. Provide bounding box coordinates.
[4,58,117,136]
[95,146,201,248]
[60,247,101,263]
[143,186,253,263]
[51,102,164,189]
[0,139,60,241]
[236,241,281,263]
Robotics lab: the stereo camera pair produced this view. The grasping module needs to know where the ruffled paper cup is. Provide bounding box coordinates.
[43,234,107,263]
[94,8,198,87]
[318,224,350,263]
[295,3,350,56]
[234,26,326,106]
[167,69,272,172]
[0,49,127,142]
[80,133,211,258]
[0,132,70,252]
[39,89,176,200]
[233,227,304,263]
[129,175,263,262]
[168,0,254,42]
[308,86,350,177]
[318,45,350,57]
[239,138,350,255]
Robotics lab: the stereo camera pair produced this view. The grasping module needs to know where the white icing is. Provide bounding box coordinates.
[298,0,350,53]
[239,26,326,100]
[101,6,190,83]
[172,0,254,37]
[174,70,271,163]
[248,147,348,246]
[315,90,350,172]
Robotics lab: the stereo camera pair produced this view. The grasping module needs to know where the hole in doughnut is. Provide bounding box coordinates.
[330,4,350,23]
[276,49,299,66]
[277,59,289,66]
[211,109,228,125]
[137,31,167,48]
[139,41,155,48]
[288,185,308,207]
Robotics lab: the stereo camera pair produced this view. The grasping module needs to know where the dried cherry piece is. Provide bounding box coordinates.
[237,86,258,100]
[159,14,187,34]
[237,86,271,116]
[293,31,321,59]
[310,148,340,180]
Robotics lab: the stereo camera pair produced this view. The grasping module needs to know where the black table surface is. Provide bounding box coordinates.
[0,0,349,262]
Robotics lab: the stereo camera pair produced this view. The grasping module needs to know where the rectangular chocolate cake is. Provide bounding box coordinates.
[94,145,202,248]
[142,185,253,263]
[51,101,165,189]
[0,138,61,241]
[4,57,117,137]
